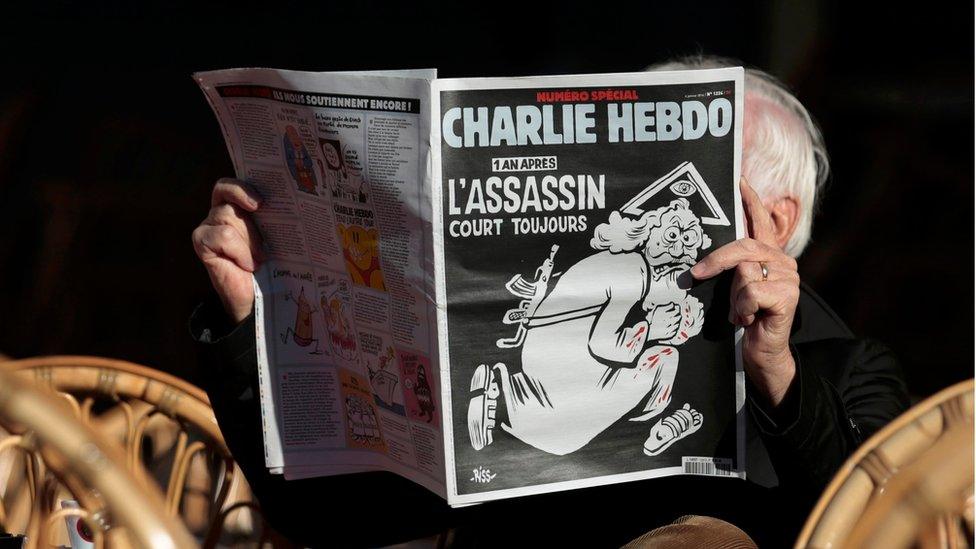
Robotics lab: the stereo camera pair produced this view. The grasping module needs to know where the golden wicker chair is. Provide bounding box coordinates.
[0,364,196,548]
[795,379,974,549]
[0,356,278,548]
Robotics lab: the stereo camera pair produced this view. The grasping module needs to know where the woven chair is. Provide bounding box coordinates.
[0,356,279,547]
[0,364,196,548]
[795,379,974,549]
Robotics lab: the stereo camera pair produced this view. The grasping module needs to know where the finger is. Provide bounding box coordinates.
[691,238,796,280]
[205,203,266,261]
[192,224,257,272]
[730,262,799,302]
[740,178,777,247]
[212,178,262,211]
[732,280,799,326]
[729,265,799,324]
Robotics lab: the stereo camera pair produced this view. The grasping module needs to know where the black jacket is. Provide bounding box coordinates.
[190,283,908,548]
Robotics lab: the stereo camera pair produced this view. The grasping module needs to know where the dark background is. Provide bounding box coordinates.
[0,2,971,399]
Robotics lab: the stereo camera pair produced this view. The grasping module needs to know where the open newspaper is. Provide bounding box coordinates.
[195,67,746,506]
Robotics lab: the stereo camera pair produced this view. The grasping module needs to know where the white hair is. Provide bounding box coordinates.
[646,55,829,257]
[590,198,712,253]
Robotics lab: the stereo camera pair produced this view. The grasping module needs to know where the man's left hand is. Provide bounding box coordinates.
[690,178,800,407]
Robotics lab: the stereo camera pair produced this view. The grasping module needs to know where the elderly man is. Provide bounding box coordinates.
[190,56,907,547]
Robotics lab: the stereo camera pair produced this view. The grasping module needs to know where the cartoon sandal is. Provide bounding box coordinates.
[467,363,500,451]
[643,403,703,456]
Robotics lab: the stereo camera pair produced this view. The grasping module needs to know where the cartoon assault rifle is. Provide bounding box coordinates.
[496,245,559,349]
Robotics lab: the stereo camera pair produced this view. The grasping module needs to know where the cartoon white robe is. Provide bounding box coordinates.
[500,251,689,455]
[470,197,713,457]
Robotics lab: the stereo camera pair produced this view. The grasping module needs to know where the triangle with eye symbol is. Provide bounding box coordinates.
[618,161,730,226]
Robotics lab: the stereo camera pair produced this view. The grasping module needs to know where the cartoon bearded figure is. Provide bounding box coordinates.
[282,125,318,195]
[468,198,709,456]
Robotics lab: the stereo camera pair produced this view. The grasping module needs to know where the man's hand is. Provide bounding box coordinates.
[690,179,800,407]
[192,178,264,325]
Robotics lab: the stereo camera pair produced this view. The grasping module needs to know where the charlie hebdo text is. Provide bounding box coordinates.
[442,93,732,239]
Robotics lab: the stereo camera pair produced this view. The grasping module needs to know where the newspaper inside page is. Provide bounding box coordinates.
[429,68,746,506]
[195,68,446,497]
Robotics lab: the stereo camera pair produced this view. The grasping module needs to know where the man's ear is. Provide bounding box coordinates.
[766,196,800,250]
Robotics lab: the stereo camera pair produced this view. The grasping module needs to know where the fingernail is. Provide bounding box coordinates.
[690,264,703,278]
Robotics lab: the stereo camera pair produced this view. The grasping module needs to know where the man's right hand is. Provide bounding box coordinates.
[192,178,264,325]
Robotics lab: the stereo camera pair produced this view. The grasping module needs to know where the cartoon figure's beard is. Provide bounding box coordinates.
[642,255,694,312]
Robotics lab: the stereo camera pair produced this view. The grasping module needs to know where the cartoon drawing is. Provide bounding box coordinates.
[345,395,383,445]
[401,351,438,426]
[496,245,559,348]
[367,365,399,404]
[338,224,386,291]
[279,287,323,354]
[468,164,726,457]
[339,369,387,451]
[413,365,436,423]
[282,125,318,195]
[322,292,358,360]
[319,138,368,202]
[644,403,703,456]
[366,346,405,415]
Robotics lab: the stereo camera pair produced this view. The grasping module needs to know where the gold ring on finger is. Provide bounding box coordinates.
[759,261,769,282]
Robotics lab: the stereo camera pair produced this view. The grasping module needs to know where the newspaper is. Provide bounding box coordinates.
[195,67,746,506]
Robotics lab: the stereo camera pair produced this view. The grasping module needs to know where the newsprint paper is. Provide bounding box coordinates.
[195,66,746,507]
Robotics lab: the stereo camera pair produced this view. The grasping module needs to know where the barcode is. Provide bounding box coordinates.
[682,457,732,476]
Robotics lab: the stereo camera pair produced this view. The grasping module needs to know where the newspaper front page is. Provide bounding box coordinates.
[430,69,745,505]
[197,67,745,507]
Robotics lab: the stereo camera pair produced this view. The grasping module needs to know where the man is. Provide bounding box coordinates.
[190,56,908,547]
